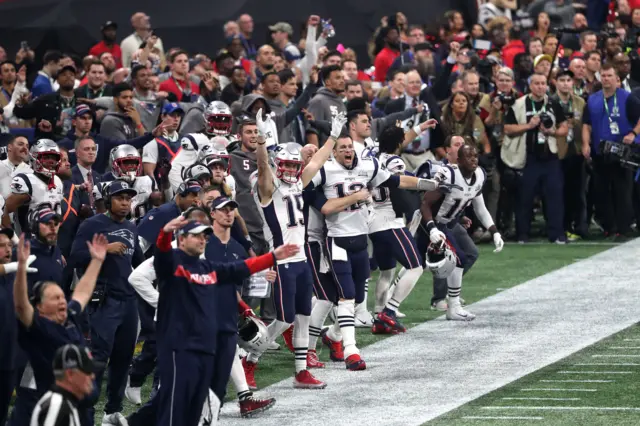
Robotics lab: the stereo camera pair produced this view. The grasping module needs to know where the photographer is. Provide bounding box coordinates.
[552,69,587,240]
[503,73,569,243]
[479,66,520,230]
[582,64,639,239]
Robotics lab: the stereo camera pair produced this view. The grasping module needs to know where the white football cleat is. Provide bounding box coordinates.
[267,341,280,351]
[446,305,476,321]
[354,303,374,328]
[396,311,406,318]
[124,383,142,405]
[103,412,129,426]
[431,300,448,311]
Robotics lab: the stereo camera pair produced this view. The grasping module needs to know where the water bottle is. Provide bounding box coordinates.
[321,19,335,38]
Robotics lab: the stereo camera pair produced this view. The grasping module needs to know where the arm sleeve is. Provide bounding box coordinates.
[153,228,175,279]
[3,81,28,120]
[283,83,317,125]
[432,61,455,101]
[129,257,159,308]
[69,220,94,268]
[12,99,38,119]
[471,194,495,230]
[207,252,275,283]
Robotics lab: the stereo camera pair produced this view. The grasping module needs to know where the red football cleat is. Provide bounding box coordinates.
[320,328,344,361]
[371,320,400,335]
[306,350,325,369]
[242,357,258,390]
[293,370,327,389]
[282,325,295,353]
[345,354,366,371]
[239,395,276,418]
[376,311,407,333]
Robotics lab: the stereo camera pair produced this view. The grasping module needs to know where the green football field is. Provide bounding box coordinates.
[93,241,619,421]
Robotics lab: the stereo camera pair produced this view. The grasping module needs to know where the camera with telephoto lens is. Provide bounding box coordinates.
[497,92,515,108]
[600,140,640,171]
[539,112,554,129]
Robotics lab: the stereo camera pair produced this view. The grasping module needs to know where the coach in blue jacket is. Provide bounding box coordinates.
[153,216,298,426]
[70,180,144,424]
[23,206,64,292]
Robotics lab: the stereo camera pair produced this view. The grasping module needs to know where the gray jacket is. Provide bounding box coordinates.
[229,148,263,235]
[306,87,346,145]
[99,112,137,141]
[95,97,194,133]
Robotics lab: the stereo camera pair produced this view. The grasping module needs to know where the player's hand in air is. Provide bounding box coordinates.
[256,108,274,140]
[330,112,347,139]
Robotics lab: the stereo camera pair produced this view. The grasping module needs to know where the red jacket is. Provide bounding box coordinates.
[88,41,123,69]
[159,75,200,101]
[502,40,526,69]
[374,47,400,82]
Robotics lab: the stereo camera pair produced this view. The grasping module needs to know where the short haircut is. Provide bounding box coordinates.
[580,30,596,43]
[530,72,547,83]
[324,50,342,63]
[388,68,405,81]
[260,71,279,84]
[601,63,616,73]
[378,125,404,154]
[88,59,105,70]
[43,50,63,64]
[238,118,257,134]
[112,82,133,97]
[320,64,342,83]
[584,50,601,62]
[0,60,16,71]
[278,68,295,84]
[345,80,362,90]
[461,69,479,82]
[543,34,558,43]
[131,64,147,80]
[170,49,189,63]
[528,37,542,46]
[74,135,96,150]
[347,109,367,127]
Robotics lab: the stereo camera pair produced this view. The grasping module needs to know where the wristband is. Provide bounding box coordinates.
[631,130,638,137]
[425,220,436,233]
[413,124,423,135]
[136,123,144,129]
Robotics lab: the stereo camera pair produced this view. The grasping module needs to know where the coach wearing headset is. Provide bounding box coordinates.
[137,178,202,256]
[11,232,107,426]
[70,180,144,425]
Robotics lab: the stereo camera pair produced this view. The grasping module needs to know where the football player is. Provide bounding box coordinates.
[2,140,63,233]
[369,126,424,334]
[94,145,162,223]
[197,137,236,199]
[308,132,438,370]
[419,143,504,320]
[168,132,212,195]
[242,110,347,389]
[182,162,213,188]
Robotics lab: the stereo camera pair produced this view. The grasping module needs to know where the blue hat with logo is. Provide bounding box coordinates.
[34,206,61,224]
[211,196,239,210]
[176,221,213,236]
[107,180,138,197]
[163,102,184,115]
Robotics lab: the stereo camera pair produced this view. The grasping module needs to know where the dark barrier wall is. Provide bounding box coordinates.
[0,0,476,69]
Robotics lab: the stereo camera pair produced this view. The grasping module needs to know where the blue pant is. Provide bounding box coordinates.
[305,241,338,303]
[89,296,138,415]
[156,348,214,426]
[516,157,564,242]
[9,387,39,426]
[325,235,369,303]
[273,260,314,323]
[129,298,158,389]
[370,227,421,270]
[0,369,14,426]
[210,332,237,403]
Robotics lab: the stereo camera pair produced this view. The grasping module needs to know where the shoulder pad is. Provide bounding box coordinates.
[11,174,31,195]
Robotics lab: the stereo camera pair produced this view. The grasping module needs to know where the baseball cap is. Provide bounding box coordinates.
[211,196,239,211]
[58,65,77,76]
[101,21,118,31]
[414,42,435,53]
[556,68,575,79]
[269,22,293,35]
[534,54,553,67]
[162,102,184,115]
[176,221,213,236]
[180,180,202,195]
[75,104,92,118]
[34,207,61,224]
[0,228,14,240]
[107,180,138,198]
[53,344,101,375]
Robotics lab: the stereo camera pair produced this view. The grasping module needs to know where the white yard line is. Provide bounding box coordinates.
[574,363,640,366]
[609,347,640,349]
[623,339,640,341]
[462,416,544,420]
[220,240,640,425]
[592,354,640,358]
[557,371,632,374]
[502,397,581,401]
[539,380,614,383]
[483,406,640,411]
[520,388,598,392]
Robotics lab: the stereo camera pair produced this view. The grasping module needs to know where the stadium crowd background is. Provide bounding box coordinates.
[2,0,640,424]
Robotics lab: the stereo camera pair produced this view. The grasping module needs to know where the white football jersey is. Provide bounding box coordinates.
[252,174,306,264]
[311,155,391,238]
[0,194,5,218]
[433,164,485,225]
[94,176,156,222]
[10,172,63,215]
[369,153,406,233]
[304,190,325,243]
[225,174,237,200]
[168,133,211,193]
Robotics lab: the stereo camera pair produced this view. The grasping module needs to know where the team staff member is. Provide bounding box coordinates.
[153,216,299,426]
[31,344,98,426]
[582,64,640,239]
[137,179,201,255]
[12,233,107,426]
[70,180,144,425]
[0,228,18,426]
[24,206,64,292]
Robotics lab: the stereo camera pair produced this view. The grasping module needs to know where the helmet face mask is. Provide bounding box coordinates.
[273,142,304,184]
[110,145,142,183]
[237,316,269,353]
[197,138,231,175]
[204,101,232,136]
[30,140,61,178]
[426,239,457,279]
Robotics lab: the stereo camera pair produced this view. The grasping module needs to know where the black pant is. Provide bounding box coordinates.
[0,369,14,426]
[592,156,633,234]
[562,155,588,236]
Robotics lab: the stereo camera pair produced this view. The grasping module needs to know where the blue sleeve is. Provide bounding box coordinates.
[207,259,251,283]
[70,219,95,268]
[132,229,145,267]
[230,222,252,252]
[304,186,328,211]
[379,174,400,188]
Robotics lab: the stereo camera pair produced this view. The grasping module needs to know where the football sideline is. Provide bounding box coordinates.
[220,238,640,425]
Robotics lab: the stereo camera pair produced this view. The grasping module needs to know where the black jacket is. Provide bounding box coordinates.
[13,92,76,141]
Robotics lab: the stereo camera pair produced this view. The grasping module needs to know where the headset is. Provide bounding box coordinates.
[102,179,134,210]
[30,280,51,306]
[176,178,201,198]
[27,203,57,233]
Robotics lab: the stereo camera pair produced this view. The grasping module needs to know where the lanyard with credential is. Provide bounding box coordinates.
[530,96,546,115]
[603,92,618,123]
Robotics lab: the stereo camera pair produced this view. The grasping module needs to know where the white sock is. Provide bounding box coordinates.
[326,310,342,342]
[201,390,221,426]
[247,319,290,363]
[230,346,249,393]
[337,300,358,357]
[308,300,333,350]
[293,314,310,373]
[311,295,317,310]
[363,278,370,308]
[375,269,395,313]
[447,267,464,307]
[385,266,422,312]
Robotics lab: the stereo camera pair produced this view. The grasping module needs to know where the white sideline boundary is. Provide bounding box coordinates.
[221,239,640,425]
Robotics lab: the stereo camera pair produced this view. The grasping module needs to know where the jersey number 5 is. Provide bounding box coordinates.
[283,194,304,228]
[335,183,366,211]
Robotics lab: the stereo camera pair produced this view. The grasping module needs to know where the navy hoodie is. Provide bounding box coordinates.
[70,213,144,299]
[154,229,275,354]
[137,201,181,254]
